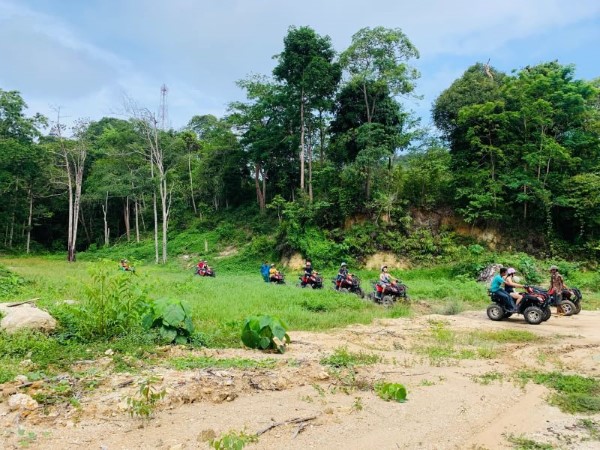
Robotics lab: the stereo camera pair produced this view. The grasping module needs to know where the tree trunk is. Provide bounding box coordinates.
[124,196,131,242]
[134,199,140,243]
[299,88,305,191]
[308,140,313,202]
[26,189,33,254]
[65,155,74,262]
[153,191,159,264]
[102,191,109,247]
[255,164,265,212]
[188,152,197,214]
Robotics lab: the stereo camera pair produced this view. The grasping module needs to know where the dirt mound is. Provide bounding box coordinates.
[363,252,410,270]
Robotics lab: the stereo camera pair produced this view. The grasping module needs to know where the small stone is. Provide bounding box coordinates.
[105,349,114,356]
[14,375,28,383]
[316,371,330,380]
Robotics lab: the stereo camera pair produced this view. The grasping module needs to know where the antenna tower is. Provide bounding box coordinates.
[159,83,169,130]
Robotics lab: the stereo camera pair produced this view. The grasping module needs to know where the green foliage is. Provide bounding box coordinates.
[209,429,258,450]
[55,261,149,341]
[241,315,290,353]
[320,347,380,368]
[142,298,195,344]
[505,434,554,450]
[127,376,166,421]
[469,330,541,344]
[0,264,25,299]
[374,382,407,402]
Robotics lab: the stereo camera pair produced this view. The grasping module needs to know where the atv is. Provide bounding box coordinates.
[530,286,581,316]
[269,272,286,284]
[486,286,551,324]
[298,272,323,289]
[333,274,364,297]
[195,266,216,277]
[367,280,409,307]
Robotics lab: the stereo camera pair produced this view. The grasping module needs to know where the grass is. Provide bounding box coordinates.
[515,371,600,414]
[505,434,554,449]
[320,347,381,368]
[167,356,278,370]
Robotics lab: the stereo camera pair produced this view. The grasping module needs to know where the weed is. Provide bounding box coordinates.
[126,376,166,422]
[167,356,277,371]
[351,396,363,412]
[515,371,600,413]
[311,383,326,397]
[16,428,37,448]
[505,433,553,449]
[241,315,290,353]
[469,330,541,344]
[320,347,380,368]
[473,372,504,385]
[419,379,435,386]
[142,298,195,344]
[210,429,258,450]
[579,418,600,440]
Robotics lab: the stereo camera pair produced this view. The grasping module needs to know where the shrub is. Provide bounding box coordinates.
[142,298,195,344]
[241,315,290,353]
[56,261,149,340]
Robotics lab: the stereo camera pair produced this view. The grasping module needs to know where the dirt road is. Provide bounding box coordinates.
[2,310,599,449]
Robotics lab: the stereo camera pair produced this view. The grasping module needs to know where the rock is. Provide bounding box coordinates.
[14,375,28,384]
[315,371,330,380]
[198,429,216,442]
[477,264,503,283]
[105,349,114,356]
[0,303,57,333]
[8,393,38,411]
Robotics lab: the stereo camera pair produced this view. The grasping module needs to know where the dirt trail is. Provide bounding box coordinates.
[2,310,600,450]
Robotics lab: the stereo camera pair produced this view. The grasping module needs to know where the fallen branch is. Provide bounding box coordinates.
[256,415,317,436]
[7,299,40,307]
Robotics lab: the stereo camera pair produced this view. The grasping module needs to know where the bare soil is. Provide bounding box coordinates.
[2,310,600,450]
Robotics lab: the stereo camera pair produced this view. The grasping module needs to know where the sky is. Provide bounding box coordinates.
[1,0,599,132]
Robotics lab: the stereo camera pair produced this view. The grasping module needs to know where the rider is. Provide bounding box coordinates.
[549,265,566,304]
[197,260,207,275]
[120,259,130,271]
[490,267,517,312]
[336,262,349,290]
[377,265,393,298]
[504,267,525,309]
[302,259,314,286]
[269,263,280,282]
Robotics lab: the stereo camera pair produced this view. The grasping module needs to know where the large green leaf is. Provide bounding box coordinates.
[162,303,185,326]
[159,326,178,343]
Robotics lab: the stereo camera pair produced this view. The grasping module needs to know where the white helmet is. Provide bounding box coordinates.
[341,262,347,267]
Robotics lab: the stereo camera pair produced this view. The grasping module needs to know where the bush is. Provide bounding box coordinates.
[55,261,149,341]
[241,315,290,353]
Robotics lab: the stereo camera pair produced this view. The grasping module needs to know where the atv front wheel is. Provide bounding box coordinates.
[524,306,543,325]
[573,301,582,315]
[557,300,576,316]
[382,295,394,308]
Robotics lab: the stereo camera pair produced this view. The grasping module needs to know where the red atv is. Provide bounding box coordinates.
[333,274,364,297]
[195,266,216,277]
[269,272,286,284]
[530,286,581,316]
[298,272,323,289]
[368,280,409,307]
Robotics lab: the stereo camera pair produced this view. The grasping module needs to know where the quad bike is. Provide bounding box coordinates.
[367,280,409,307]
[195,266,216,277]
[486,286,551,325]
[530,286,581,316]
[332,274,364,298]
[269,272,286,284]
[298,272,323,289]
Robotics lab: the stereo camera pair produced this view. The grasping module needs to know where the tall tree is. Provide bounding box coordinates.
[273,26,341,199]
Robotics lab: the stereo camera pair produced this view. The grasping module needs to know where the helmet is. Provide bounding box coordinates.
[381,265,388,271]
[549,265,559,271]
[270,263,275,267]
[341,262,347,267]
[507,268,516,275]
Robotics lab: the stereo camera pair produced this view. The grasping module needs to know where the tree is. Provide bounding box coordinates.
[273,26,341,199]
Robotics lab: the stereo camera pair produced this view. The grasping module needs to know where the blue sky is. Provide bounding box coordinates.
[1,0,599,131]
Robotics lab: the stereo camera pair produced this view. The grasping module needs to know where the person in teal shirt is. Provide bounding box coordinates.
[490,267,517,312]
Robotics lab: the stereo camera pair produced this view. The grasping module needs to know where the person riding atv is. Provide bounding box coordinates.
[119,259,135,272]
[269,264,285,284]
[299,259,323,288]
[334,262,349,290]
[195,260,215,277]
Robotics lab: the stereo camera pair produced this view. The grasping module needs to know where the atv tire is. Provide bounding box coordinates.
[557,300,576,316]
[382,295,395,308]
[542,306,552,322]
[573,301,582,315]
[487,304,504,321]
[524,306,543,325]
